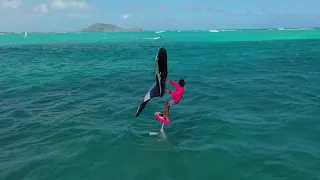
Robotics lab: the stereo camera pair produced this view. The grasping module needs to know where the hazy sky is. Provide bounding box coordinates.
[0,0,319,32]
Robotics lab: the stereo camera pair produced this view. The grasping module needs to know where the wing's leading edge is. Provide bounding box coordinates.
[135,48,168,117]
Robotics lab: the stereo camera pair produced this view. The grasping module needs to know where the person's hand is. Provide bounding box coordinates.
[165,89,169,92]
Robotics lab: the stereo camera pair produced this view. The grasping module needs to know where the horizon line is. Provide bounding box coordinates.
[1,27,320,33]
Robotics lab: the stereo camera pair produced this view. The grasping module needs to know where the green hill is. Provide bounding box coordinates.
[81,23,142,32]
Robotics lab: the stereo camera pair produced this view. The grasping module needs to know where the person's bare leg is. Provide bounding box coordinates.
[164,103,170,120]
[163,103,167,117]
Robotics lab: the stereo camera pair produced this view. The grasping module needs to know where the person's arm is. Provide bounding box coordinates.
[165,89,175,96]
[166,79,179,88]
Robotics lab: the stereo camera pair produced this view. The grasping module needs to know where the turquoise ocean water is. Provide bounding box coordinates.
[1,29,320,180]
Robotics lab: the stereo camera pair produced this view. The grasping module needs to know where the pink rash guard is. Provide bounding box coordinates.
[168,80,184,102]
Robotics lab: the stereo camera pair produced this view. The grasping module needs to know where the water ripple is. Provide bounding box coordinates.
[1,39,320,180]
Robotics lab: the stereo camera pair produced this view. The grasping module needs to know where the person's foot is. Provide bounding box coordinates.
[160,113,168,120]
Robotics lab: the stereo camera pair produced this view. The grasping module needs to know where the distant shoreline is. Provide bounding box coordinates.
[0,31,146,34]
[1,26,319,34]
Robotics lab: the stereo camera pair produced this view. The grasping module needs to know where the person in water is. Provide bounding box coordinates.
[163,79,185,120]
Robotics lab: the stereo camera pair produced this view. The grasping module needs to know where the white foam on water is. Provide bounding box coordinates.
[149,132,159,136]
[221,29,237,32]
[278,28,315,31]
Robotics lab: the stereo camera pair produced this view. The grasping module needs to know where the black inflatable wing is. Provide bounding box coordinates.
[135,48,168,117]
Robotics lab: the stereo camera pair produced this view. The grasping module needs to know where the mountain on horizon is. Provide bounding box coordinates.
[81,23,142,32]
